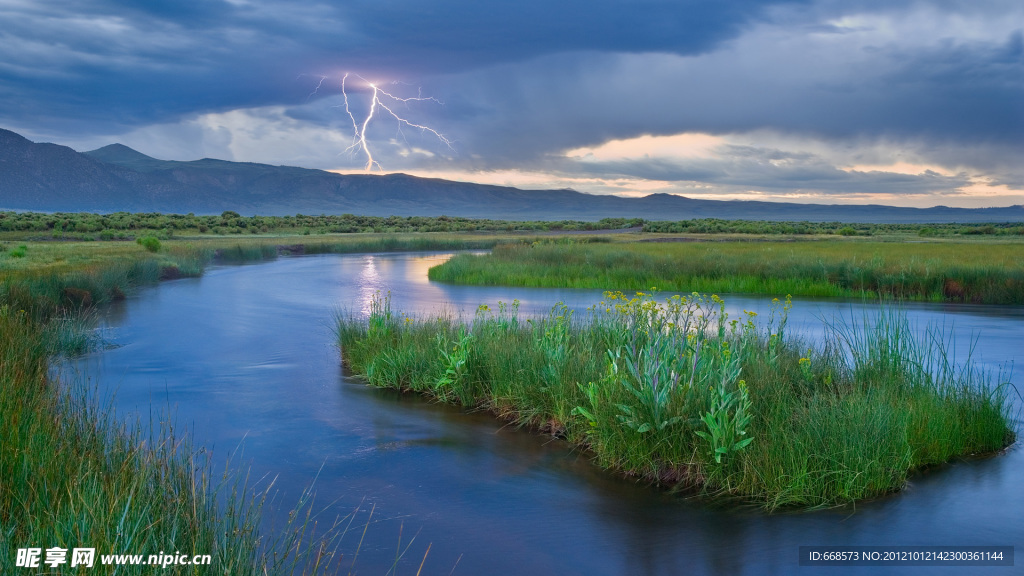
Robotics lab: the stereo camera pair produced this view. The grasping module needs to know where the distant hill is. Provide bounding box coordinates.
[2,127,1022,223]
[84,143,169,172]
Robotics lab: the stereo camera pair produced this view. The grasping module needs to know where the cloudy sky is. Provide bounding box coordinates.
[2,0,1021,207]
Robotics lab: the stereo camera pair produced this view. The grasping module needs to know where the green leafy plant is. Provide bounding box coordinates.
[572,380,602,428]
[612,337,685,434]
[367,291,394,340]
[799,349,814,382]
[694,344,754,464]
[538,303,573,387]
[436,326,473,397]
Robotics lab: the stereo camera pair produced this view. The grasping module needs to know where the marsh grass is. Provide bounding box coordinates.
[42,309,105,356]
[428,241,1024,304]
[337,292,1014,510]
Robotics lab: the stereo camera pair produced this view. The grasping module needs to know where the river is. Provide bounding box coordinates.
[67,252,1022,575]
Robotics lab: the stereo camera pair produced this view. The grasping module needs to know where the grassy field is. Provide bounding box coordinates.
[428,238,1024,304]
[337,292,1015,510]
[1,232,500,574]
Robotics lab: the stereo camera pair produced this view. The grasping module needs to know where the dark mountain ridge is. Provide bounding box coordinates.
[2,128,1022,223]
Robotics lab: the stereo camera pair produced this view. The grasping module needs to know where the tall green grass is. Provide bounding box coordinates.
[337,292,1015,510]
[428,241,1024,304]
[1,259,182,323]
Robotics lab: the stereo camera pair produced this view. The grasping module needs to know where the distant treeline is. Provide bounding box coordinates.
[1,211,1022,240]
[0,211,644,239]
[641,219,1024,236]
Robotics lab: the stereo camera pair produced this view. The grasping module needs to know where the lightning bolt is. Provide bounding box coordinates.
[307,75,327,101]
[336,73,453,171]
[298,73,329,101]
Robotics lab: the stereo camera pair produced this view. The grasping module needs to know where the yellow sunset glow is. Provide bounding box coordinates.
[565,133,724,161]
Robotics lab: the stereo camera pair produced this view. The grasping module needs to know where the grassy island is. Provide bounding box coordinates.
[428,239,1024,304]
[337,292,1015,510]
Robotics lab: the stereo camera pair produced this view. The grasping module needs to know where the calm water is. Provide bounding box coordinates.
[67,252,1022,575]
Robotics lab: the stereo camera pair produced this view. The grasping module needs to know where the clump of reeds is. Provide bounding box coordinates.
[336,291,1015,510]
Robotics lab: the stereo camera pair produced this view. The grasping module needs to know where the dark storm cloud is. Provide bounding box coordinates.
[0,0,801,132]
[424,24,1023,172]
[337,0,800,68]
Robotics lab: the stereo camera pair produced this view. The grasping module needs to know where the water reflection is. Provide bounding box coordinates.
[357,255,382,315]
[71,252,1022,575]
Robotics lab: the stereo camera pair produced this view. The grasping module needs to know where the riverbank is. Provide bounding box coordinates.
[428,239,1024,304]
[337,292,1015,510]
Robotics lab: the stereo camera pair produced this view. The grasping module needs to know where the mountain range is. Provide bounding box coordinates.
[2,127,1022,223]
